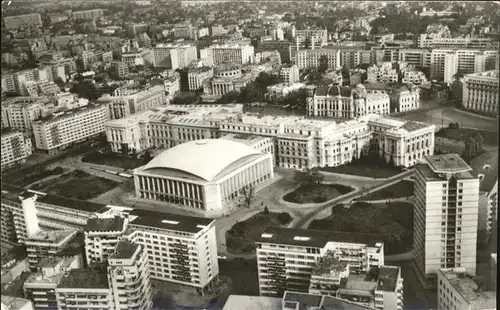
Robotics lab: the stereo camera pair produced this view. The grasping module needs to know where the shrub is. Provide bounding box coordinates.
[73,170,87,178]
[263,206,270,214]
[52,167,64,174]
[277,212,292,225]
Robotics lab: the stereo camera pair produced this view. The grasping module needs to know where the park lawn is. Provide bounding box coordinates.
[30,170,118,200]
[226,212,293,254]
[283,183,353,204]
[13,167,65,187]
[435,127,498,146]
[308,201,414,255]
[320,162,403,178]
[82,152,144,170]
[358,180,414,201]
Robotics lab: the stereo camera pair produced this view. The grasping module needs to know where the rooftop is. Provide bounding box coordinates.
[33,193,107,213]
[439,268,496,309]
[222,295,282,310]
[312,251,349,276]
[85,216,126,232]
[376,266,400,292]
[27,229,76,245]
[283,291,376,310]
[109,240,138,260]
[426,153,472,174]
[58,264,109,289]
[129,209,214,234]
[256,227,384,248]
[465,70,499,79]
[220,133,270,146]
[33,102,105,124]
[1,296,33,309]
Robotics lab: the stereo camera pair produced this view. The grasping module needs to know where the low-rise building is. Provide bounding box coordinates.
[266,82,305,100]
[163,76,180,96]
[367,63,399,84]
[1,130,32,169]
[437,268,496,310]
[31,102,108,154]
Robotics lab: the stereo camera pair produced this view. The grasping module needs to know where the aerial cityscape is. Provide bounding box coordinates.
[0,1,498,310]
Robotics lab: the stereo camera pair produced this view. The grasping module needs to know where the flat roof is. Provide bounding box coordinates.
[36,194,107,213]
[28,229,75,244]
[283,291,376,310]
[439,269,496,309]
[109,240,138,260]
[85,216,126,232]
[58,264,109,289]
[376,266,400,292]
[222,295,282,310]
[0,296,32,310]
[33,102,105,123]
[129,209,214,234]
[425,154,472,174]
[255,227,383,248]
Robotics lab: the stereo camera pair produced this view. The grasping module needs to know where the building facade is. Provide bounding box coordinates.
[280,64,300,84]
[84,215,129,265]
[188,67,214,91]
[3,13,42,30]
[201,44,254,66]
[462,70,499,115]
[413,154,479,289]
[1,130,32,169]
[1,96,50,133]
[152,44,198,69]
[295,49,341,70]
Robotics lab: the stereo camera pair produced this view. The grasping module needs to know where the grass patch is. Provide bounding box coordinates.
[283,183,354,204]
[309,201,413,255]
[12,167,64,187]
[226,212,292,254]
[435,128,498,146]
[82,151,144,170]
[320,162,403,178]
[30,169,118,200]
[358,180,414,201]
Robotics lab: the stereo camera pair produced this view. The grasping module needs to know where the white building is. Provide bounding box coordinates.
[1,96,50,133]
[31,103,108,154]
[121,48,152,68]
[462,70,498,115]
[437,268,496,310]
[486,180,497,235]
[1,130,32,169]
[295,48,341,70]
[266,82,305,100]
[418,34,496,49]
[188,67,213,91]
[97,85,166,120]
[256,227,385,297]
[398,49,432,68]
[84,215,129,265]
[367,63,399,84]
[402,70,428,85]
[307,85,390,118]
[152,44,198,69]
[431,49,498,83]
[133,139,274,213]
[389,85,420,113]
[280,64,300,84]
[201,44,254,66]
[413,154,479,289]
[126,209,220,291]
[0,296,34,310]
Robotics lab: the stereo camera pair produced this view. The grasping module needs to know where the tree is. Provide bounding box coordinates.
[240,184,255,208]
[143,150,152,164]
[295,167,324,185]
[263,206,270,214]
[318,55,329,73]
[341,65,350,79]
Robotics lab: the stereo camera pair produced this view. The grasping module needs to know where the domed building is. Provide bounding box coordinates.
[133,139,274,213]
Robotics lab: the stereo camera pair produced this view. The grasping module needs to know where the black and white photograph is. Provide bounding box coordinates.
[0,0,498,309]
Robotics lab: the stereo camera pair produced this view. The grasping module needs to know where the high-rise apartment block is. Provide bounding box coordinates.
[188,66,214,91]
[413,154,479,289]
[279,64,300,84]
[1,130,33,169]
[201,44,254,66]
[418,34,496,49]
[71,9,105,21]
[256,227,385,297]
[152,44,198,69]
[462,70,498,115]
[111,61,129,78]
[84,215,129,265]
[3,13,42,30]
[295,48,340,70]
[1,96,50,133]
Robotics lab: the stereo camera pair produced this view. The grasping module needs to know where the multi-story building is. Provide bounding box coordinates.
[307,85,390,118]
[266,83,306,100]
[111,61,129,78]
[366,84,420,113]
[1,130,32,169]
[1,186,28,245]
[31,102,108,154]
[37,51,77,81]
[398,49,432,68]
[71,9,105,21]
[402,69,428,85]
[486,180,497,235]
[413,154,479,289]
[164,76,180,96]
[121,48,152,68]
[84,215,129,265]
[133,139,274,212]
[462,70,499,115]
[256,227,385,296]
[188,66,213,91]
[173,23,195,39]
[418,34,496,49]
[294,28,328,46]
[24,228,81,270]
[152,44,198,69]
[126,209,220,291]
[107,240,153,310]
[128,23,148,36]
[23,255,83,310]
[202,64,257,98]
[295,48,340,70]
[1,96,49,132]
[279,64,300,84]
[3,13,42,30]
[0,296,34,310]
[255,40,291,63]
[201,44,254,66]
[339,49,374,69]
[367,63,399,84]
[97,85,165,120]
[437,268,496,310]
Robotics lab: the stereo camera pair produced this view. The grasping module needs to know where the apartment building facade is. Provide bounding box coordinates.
[1,96,49,133]
[367,63,399,84]
[413,154,479,289]
[398,49,432,68]
[31,103,108,154]
[255,227,384,297]
[295,48,341,70]
[462,70,499,115]
[188,67,214,90]
[280,64,300,84]
[3,13,42,30]
[152,44,198,69]
[111,61,130,78]
[1,130,32,169]
[85,215,129,265]
[418,35,496,49]
[72,9,105,20]
[201,44,254,66]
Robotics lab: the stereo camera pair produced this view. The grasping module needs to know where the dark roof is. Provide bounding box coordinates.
[36,194,107,213]
[315,85,353,97]
[376,266,400,292]
[321,295,376,310]
[129,209,214,234]
[1,185,25,202]
[85,216,126,232]
[283,291,322,309]
[58,265,109,289]
[109,240,138,260]
[402,121,430,132]
[255,227,384,248]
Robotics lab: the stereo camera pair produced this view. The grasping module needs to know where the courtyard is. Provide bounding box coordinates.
[283,183,354,204]
[226,211,292,254]
[29,169,119,200]
[308,201,414,255]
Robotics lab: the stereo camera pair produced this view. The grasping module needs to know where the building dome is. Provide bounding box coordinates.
[141,139,261,182]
